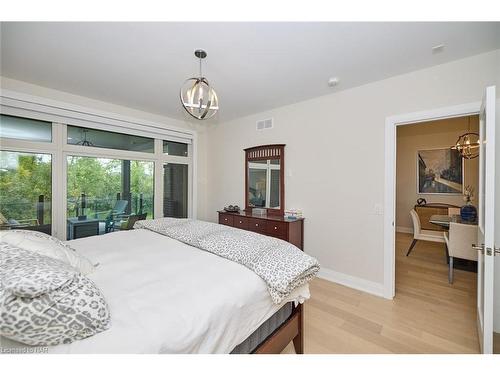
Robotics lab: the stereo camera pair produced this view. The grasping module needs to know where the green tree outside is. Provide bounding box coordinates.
[0,152,154,225]
[0,151,52,223]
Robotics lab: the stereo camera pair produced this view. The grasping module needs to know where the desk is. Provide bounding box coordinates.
[67,217,100,240]
[414,203,460,231]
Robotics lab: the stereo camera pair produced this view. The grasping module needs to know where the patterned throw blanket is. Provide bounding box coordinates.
[134,218,320,304]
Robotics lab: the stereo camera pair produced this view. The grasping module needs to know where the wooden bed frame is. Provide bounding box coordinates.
[252,303,304,354]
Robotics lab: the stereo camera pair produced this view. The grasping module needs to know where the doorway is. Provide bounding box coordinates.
[395,115,480,272]
[385,87,498,353]
[384,103,481,298]
[394,115,481,351]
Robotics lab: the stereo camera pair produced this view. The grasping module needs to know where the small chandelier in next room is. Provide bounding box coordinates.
[451,116,480,159]
[180,49,219,120]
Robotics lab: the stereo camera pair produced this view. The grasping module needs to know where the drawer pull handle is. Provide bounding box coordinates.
[255,224,259,227]
[274,226,278,230]
[239,221,243,224]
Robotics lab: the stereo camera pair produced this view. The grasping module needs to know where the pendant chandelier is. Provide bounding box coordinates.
[76,129,94,147]
[451,116,480,159]
[180,49,219,120]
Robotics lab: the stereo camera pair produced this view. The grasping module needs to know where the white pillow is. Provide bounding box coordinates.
[0,230,96,275]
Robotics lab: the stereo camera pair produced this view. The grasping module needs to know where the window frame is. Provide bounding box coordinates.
[0,91,196,240]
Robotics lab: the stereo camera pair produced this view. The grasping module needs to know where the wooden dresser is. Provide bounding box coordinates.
[218,211,304,250]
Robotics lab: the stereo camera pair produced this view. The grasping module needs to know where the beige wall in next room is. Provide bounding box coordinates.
[396,116,479,231]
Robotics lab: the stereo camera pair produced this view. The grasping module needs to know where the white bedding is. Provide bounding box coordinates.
[0,229,309,353]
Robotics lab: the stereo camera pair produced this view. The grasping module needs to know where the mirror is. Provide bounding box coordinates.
[245,144,285,216]
[248,159,281,209]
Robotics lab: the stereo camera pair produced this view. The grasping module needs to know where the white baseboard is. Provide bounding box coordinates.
[396,226,413,234]
[317,267,386,299]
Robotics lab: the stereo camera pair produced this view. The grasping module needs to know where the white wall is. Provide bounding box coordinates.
[206,50,500,289]
[0,77,209,221]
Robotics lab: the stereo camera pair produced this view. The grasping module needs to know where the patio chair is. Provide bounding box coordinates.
[104,200,129,233]
[119,213,148,231]
[0,211,39,229]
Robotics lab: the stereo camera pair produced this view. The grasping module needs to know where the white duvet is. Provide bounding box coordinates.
[1,229,309,353]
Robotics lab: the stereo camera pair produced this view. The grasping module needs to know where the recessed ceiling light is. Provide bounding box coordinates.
[432,44,445,54]
[328,77,339,87]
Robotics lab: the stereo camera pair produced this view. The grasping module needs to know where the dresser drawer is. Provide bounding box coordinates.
[265,221,287,237]
[217,211,304,250]
[247,218,267,233]
[219,213,234,226]
[233,216,249,230]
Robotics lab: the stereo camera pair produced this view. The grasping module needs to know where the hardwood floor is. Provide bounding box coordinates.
[296,232,479,354]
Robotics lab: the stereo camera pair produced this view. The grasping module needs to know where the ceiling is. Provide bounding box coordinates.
[1,22,499,122]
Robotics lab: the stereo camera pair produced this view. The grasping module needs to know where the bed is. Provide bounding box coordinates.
[0,228,310,354]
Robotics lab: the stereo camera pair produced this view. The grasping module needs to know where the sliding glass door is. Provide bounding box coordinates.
[0,150,52,234]
[66,155,154,239]
[163,163,188,218]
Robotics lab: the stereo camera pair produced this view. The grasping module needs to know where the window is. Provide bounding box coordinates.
[0,101,194,241]
[0,151,52,234]
[66,156,154,239]
[163,140,188,156]
[0,114,52,142]
[67,125,155,153]
[163,163,188,218]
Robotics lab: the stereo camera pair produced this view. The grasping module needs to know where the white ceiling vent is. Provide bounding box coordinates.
[256,118,273,131]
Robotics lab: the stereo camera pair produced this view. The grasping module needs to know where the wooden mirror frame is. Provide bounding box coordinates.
[244,144,285,216]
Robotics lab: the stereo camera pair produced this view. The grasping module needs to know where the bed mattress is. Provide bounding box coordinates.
[0,229,309,353]
[230,302,293,354]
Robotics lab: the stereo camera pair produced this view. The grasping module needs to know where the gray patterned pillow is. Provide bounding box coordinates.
[0,242,111,346]
[1,243,78,298]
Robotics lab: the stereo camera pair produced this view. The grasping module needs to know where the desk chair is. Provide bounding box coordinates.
[406,209,445,256]
[444,222,478,283]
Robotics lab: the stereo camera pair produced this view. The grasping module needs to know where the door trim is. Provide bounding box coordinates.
[383,102,480,299]
[477,85,496,354]
[478,314,485,353]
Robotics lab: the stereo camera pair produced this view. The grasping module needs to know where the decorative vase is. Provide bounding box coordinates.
[460,202,477,223]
